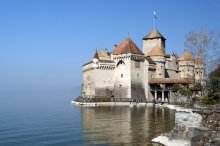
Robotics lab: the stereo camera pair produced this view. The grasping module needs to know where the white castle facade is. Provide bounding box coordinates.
[81,28,205,102]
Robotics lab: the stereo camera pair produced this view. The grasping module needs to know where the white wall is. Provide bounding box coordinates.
[82,63,96,97]
[113,55,131,98]
[179,61,195,78]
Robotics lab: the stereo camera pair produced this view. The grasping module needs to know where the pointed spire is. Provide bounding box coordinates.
[195,56,204,64]
[143,28,166,40]
[93,50,99,60]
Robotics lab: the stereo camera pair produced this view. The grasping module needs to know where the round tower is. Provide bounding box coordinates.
[147,46,166,78]
[178,51,195,79]
[194,56,205,84]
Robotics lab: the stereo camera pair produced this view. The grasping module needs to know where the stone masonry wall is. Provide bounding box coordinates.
[113,56,131,98]
[143,38,165,55]
[130,60,145,101]
[94,68,114,97]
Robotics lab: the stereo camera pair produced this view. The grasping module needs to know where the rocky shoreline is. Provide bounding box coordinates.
[192,104,220,145]
[72,97,220,146]
[152,104,220,146]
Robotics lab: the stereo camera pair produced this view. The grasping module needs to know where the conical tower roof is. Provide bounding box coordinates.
[112,38,144,55]
[147,46,165,57]
[195,56,204,64]
[143,28,166,40]
[178,51,194,61]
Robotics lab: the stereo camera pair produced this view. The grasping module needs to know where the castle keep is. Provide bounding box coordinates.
[81,28,205,102]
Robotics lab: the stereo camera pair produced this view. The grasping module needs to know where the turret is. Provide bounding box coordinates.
[178,51,194,79]
[147,46,166,78]
[143,28,166,55]
[112,38,145,99]
[194,56,205,84]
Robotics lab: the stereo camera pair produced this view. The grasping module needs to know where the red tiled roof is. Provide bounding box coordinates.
[149,78,191,84]
[112,38,144,55]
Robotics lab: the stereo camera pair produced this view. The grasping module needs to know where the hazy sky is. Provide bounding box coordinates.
[0,0,220,92]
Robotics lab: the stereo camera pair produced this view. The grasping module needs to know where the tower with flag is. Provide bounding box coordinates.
[79,13,205,104]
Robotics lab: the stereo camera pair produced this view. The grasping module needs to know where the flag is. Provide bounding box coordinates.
[153,11,157,19]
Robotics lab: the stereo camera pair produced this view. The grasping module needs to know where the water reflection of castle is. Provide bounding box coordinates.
[81,107,175,145]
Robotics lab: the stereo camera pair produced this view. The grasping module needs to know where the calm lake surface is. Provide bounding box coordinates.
[0,91,175,146]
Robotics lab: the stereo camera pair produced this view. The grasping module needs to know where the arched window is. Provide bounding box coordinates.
[116,60,125,67]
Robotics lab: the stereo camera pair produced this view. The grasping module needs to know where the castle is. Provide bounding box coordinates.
[81,28,205,103]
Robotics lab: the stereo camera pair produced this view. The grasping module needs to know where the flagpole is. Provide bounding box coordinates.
[153,11,157,29]
[153,16,155,29]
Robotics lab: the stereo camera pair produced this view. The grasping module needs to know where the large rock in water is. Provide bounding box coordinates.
[193,104,220,146]
[170,112,209,144]
[152,111,210,146]
[153,105,220,146]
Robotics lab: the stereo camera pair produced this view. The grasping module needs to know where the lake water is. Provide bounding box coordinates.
[0,91,175,146]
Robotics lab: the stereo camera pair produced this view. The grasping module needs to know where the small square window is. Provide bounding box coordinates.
[135,61,140,68]
[121,74,123,78]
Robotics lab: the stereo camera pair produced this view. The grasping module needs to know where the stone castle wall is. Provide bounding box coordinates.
[130,59,145,101]
[143,38,165,55]
[179,61,195,79]
[113,55,131,99]
[94,67,114,97]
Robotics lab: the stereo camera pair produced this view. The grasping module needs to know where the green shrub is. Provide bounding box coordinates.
[206,65,220,105]
[202,96,215,105]
[190,83,202,91]
[171,84,180,92]
[179,88,192,96]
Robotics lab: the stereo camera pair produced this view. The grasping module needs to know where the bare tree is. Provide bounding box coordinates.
[184,28,220,75]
